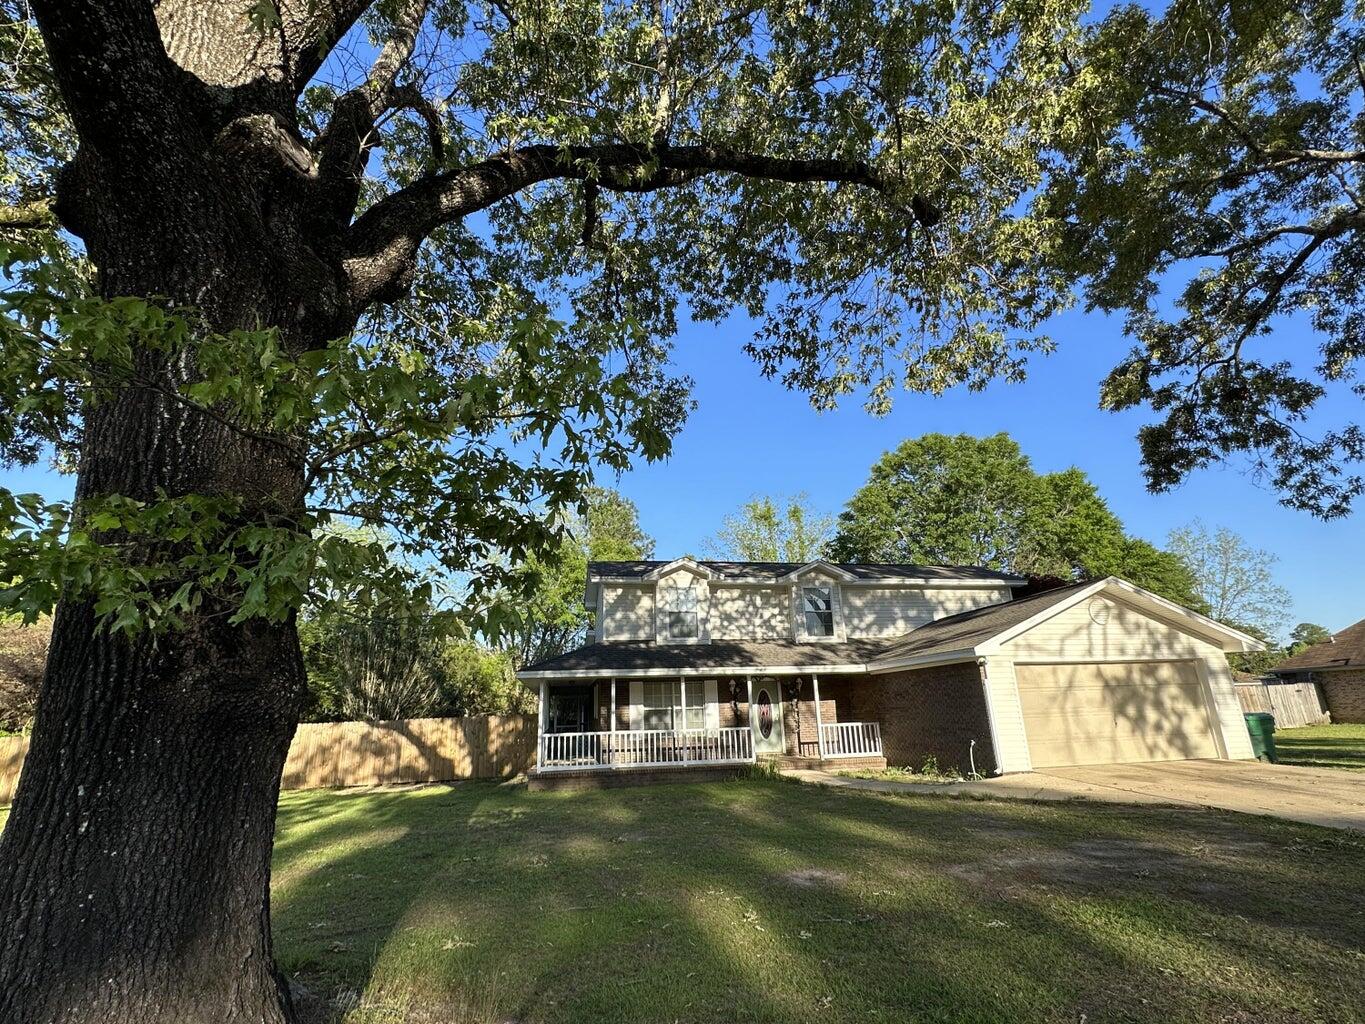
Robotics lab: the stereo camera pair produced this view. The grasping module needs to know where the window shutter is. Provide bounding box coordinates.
[629,681,643,730]
[704,679,719,729]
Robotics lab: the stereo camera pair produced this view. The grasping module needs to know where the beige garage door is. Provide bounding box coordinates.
[1015,661,1219,768]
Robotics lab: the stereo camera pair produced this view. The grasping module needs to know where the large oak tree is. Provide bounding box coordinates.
[1,0,1362,1021]
[0,2,1083,1020]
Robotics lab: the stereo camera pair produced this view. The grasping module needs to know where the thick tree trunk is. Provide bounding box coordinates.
[0,103,344,1018]
[0,602,303,1023]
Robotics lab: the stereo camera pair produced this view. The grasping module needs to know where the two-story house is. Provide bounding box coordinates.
[517,558,1264,786]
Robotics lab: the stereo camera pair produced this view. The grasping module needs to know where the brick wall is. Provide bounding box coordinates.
[1320,669,1365,723]
[847,662,996,775]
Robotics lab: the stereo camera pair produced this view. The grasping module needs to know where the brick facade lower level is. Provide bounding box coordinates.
[844,662,997,775]
[1319,669,1365,723]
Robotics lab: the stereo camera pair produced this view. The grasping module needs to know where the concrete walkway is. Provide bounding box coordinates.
[786,759,1365,832]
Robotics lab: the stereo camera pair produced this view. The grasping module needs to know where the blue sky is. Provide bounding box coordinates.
[605,304,1365,636]
[5,301,1360,635]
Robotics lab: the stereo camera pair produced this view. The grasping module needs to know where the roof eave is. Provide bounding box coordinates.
[866,648,980,673]
[974,577,1267,655]
[517,663,869,682]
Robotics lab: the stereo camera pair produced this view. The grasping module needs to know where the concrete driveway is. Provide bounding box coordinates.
[794,759,1365,831]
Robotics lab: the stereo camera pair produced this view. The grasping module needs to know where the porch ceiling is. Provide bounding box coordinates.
[518,638,884,680]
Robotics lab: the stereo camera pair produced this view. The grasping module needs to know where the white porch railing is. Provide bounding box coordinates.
[537,727,755,772]
[820,721,883,758]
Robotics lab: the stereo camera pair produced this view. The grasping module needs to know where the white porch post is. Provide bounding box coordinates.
[609,678,617,734]
[746,675,754,726]
[812,673,826,760]
[538,680,548,768]
[679,675,688,764]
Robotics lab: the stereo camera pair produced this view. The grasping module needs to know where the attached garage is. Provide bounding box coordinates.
[1013,660,1219,768]
[870,577,1264,774]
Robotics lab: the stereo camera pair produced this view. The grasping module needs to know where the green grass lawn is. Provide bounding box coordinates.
[1275,723,1365,772]
[261,778,1365,1024]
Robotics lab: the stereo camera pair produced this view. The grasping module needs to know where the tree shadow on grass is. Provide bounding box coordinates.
[269,778,1365,1024]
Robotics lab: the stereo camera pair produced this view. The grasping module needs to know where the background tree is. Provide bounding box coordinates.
[0,615,48,733]
[1047,1,1365,518]
[828,433,1202,604]
[499,487,651,666]
[1288,622,1333,655]
[703,492,833,562]
[583,486,655,561]
[829,434,1046,570]
[1166,520,1293,638]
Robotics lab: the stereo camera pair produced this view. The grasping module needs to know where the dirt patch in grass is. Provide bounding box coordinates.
[780,867,848,888]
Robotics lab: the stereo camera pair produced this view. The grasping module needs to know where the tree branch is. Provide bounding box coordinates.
[315,0,431,229]
[281,0,376,94]
[0,198,55,229]
[342,141,917,307]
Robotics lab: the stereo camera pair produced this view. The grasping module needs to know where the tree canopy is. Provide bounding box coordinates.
[1166,519,1292,637]
[1047,0,1365,517]
[703,493,833,562]
[828,432,1203,606]
[1288,621,1333,654]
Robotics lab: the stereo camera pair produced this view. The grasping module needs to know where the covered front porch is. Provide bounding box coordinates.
[530,673,885,777]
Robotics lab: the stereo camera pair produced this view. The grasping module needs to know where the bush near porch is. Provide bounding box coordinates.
[239,778,1365,1023]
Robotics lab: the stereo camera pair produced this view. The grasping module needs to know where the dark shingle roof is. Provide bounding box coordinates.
[872,582,1092,663]
[588,560,1024,583]
[521,638,892,675]
[1271,617,1365,673]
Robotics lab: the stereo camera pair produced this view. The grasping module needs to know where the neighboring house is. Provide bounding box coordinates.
[516,558,1263,785]
[1270,618,1365,723]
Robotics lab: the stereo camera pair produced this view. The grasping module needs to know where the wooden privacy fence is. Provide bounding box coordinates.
[0,714,537,805]
[1234,679,1331,728]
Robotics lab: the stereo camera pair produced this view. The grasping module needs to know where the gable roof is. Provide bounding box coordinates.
[870,581,1094,666]
[1271,617,1365,673]
[588,560,1026,585]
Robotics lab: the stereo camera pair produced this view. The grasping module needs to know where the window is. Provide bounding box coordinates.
[803,586,834,636]
[663,584,699,639]
[641,681,705,730]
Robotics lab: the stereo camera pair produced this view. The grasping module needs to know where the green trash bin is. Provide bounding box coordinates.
[1244,712,1277,763]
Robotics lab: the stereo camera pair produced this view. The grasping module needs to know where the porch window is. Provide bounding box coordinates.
[641,681,705,730]
[803,586,834,636]
[664,585,699,639]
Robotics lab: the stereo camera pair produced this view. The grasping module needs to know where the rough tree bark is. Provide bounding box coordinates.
[0,3,353,1021]
[0,2,907,1020]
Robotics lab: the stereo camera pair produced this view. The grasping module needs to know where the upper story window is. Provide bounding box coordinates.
[664,585,699,639]
[803,585,834,636]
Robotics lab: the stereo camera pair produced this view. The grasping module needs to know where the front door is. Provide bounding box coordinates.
[751,685,785,754]
[548,686,593,733]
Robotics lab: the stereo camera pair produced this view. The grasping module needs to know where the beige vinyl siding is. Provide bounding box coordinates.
[1001,595,1213,661]
[843,586,1014,639]
[710,585,787,639]
[1197,654,1255,759]
[981,657,1033,773]
[601,584,654,641]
